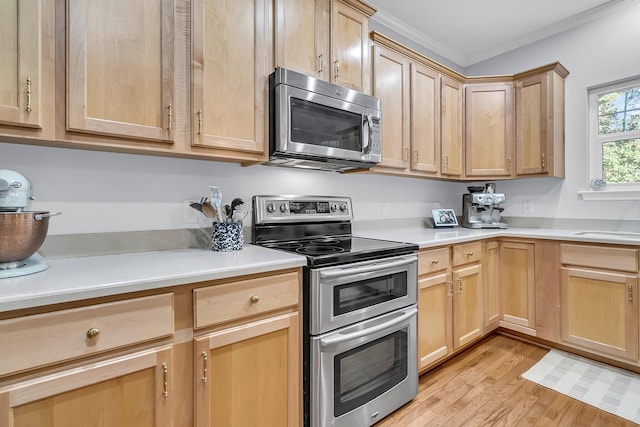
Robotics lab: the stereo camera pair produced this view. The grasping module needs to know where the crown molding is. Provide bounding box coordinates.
[371,0,640,68]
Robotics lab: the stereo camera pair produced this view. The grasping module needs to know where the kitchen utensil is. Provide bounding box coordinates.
[189,202,203,212]
[230,198,243,213]
[232,202,250,223]
[201,201,218,219]
[223,205,232,222]
[0,211,61,264]
[209,186,224,223]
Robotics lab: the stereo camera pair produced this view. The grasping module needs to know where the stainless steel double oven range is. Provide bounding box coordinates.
[253,195,419,427]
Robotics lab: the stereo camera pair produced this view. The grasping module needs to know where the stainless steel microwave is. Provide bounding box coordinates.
[266,67,382,172]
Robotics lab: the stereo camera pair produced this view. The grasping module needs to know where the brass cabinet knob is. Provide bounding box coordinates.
[432,259,439,264]
[86,327,100,339]
[250,295,260,303]
[467,251,474,256]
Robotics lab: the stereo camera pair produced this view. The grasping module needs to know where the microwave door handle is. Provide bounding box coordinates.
[319,306,417,347]
[319,256,415,279]
[363,115,373,154]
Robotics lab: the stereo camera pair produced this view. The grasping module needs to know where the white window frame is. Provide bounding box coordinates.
[583,76,640,200]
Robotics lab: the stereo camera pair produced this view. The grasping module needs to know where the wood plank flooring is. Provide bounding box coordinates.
[377,334,638,426]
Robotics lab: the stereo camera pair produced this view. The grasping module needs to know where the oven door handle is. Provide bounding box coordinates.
[319,306,417,347]
[319,256,415,279]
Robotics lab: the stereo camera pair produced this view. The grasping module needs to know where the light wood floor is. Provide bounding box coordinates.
[377,334,638,426]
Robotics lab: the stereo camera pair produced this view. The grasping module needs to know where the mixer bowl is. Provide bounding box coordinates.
[0,211,60,264]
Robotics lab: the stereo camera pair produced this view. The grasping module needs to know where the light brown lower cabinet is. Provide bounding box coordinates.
[483,241,500,328]
[500,241,535,331]
[559,244,639,362]
[194,312,300,427]
[0,346,173,427]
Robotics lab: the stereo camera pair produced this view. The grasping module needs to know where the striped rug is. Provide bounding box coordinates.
[521,349,640,424]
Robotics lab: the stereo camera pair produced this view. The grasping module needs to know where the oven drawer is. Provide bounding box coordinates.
[193,271,299,329]
[452,242,482,266]
[418,247,450,275]
[0,293,174,377]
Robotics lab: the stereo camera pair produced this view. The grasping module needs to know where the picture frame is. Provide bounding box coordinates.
[432,209,458,227]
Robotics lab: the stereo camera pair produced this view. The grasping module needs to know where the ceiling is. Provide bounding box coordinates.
[366,0,640,67]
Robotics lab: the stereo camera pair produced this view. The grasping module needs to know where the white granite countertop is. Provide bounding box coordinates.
[355,226,640,248]
[2,226,639,314]
[0,245,306,313]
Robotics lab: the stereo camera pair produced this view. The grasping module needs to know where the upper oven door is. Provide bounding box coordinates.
[274,84,381,163]
[310,254,417,335]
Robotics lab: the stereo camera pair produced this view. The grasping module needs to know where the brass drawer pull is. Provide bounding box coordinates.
[431,259,439,264]
[467,251,474,256]
[162,362,169,397]
[250,295,260,303]
[86,327,100,339]
[201,351,208,383]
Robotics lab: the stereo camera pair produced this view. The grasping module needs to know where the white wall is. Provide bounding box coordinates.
[466,3,640,221]
[0,142,461,235]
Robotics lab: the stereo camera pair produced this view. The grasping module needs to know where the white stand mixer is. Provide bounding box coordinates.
[0,170,51,278]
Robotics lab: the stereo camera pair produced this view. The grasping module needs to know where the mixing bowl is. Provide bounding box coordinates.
[0,211,60,264]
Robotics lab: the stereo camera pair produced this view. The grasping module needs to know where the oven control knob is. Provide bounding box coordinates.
[339,203,347,212]
[279,203,287,213]
[331,204,337,212]
[266,203,275,213]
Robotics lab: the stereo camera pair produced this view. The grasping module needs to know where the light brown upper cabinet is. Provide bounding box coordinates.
[371,32,463,178]
[464,82,514,178]
[440,76,464,178]
[66,0,175,143]
[372,44,410,170]
[275,0,375,93]
[0,0,55,140]
[515,64,568,177]
[190,0,271,162]
[410,63,440,174]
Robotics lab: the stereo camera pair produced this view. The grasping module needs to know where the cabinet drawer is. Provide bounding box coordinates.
[561,244,638,272]
[0,293,174,377]
[452,242,482,266]
[418,247,450,275]
[194,271,299,329]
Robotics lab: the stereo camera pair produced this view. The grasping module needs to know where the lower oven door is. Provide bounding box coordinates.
[310,305,418,427]
[310,254,417,335]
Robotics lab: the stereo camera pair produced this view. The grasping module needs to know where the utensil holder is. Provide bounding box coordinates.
[211,222,243,251]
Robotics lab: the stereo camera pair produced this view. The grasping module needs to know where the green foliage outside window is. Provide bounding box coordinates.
[597,86,640,183]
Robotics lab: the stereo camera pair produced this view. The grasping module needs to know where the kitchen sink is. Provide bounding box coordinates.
[572,231,640,239]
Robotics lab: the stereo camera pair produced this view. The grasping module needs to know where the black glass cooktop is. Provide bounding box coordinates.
[260,235,418,267]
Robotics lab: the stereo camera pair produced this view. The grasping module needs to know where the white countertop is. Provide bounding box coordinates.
[2,226,639,313]
[355,226,640,248]
[0,245,306,313]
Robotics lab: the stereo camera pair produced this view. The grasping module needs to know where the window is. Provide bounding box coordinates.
[588,77,640,189]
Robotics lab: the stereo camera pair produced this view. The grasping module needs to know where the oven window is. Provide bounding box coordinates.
[333,272,408,316]
[290,98,363,151]
[334,330,408,417]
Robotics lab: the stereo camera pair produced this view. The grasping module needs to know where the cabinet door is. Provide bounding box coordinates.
[418,272,452,370]
[330,0,370,92]
[515,73,547,176]
[66,0,175,142]
[0,0,54,138]
[411,63,440,174]
[453,263,483,349]
[561,267,638,361]
[440,76,463,177]
[192,0,268,156]
[464,83,514,177]
[501,241,535,329]
[483,241,500,327]
[372,45,410,170]
[275,0,329,80]
[0,346,172,427]
[194,312,300,427]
